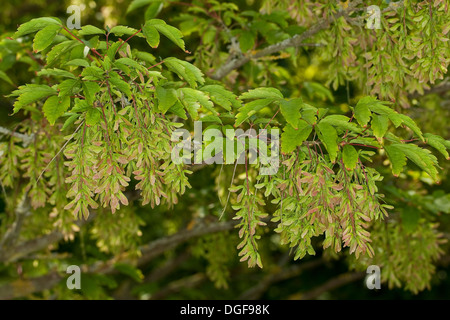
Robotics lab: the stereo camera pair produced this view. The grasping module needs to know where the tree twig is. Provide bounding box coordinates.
[0,125,34,146]
[210,0,363,80]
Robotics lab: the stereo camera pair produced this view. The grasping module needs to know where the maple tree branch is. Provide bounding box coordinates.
[210,0,363,80]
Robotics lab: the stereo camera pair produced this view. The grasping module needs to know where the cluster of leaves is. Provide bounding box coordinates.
[351,217,446,294]
[0,0,449,297]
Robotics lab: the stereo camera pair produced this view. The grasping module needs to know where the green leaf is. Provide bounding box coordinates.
[398,114,424,141]
[316,121,338,163]
[281,120,312,154]
[320,115,361,133]
[127,0,158,14]
[384,144,407,177]
[280,98,303,129]
[142,24,159,48]
[14,17,61,38]
[168,101,187,119]
[78,25,106,36]
[9,84,57,114]
[61,114,79,131]
[235,99,273,126]
[394,143,439,181]
[81,66,104,79]
[424,133,450,160]
[164,57,204,88]
[43,95,71,125]
[155,85,178,113]
[114,263,143,283]
[109,25,143,37]
[33,24,61,52]
[354,100,371,126]
[82,81,101,104]
[360,96,403,128]
[371,114,389,139]
[86,108,102,126]
[145,19,185,51]
[145,1,163,20]
[115,58,147,73]
[65,59,90,68]
[58,79,81,97]
[0,70,13,86]
[201,85,241,111]
[109,77,132,97]
[179,88,215,119]
[38,68,76,79]
[71,99,90,112]
[240,87,283,100]
[46,40,79,67]
[200,114,222,124]
[342,144,358,170]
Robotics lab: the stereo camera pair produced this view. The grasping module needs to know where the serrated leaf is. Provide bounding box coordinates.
[81,66,104,79]
[240,87,283,100]
[316,121,338,163]
[354,100,371,126]
[360,96,403,128]
[371,114,389,139]
[9,84,57,114]
[384,144,407,177]
[38,68,76,79]
[281,120,312,154]
[200,114,222,124]
[235,98,273,126]
[65,59,90,68]
[320,115,361,133]
[142,24,159,48]
[424,133,450,160]
[342,144,358,170]
[179,87,215,119]
[82,81,101,104]
[61,114,79,131]
[33,24,61,52]
[114,58,147,73]
[280,98,303,129]
[145,19,185,51]
[397,114,424,141]
[394,143,439,181]
[43,95,71,125]
[109,77,132,97]
[168,101,187,119]
[58,79,81,97]
[14,17,61,38]
[46,40,79,67]
[71,99,90,112]
[164,57,204,88]
[109,25,143,37]
[86,108,102,126]
[78,25,106,36]
[156,85,178,113]
[201,85,240,111]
